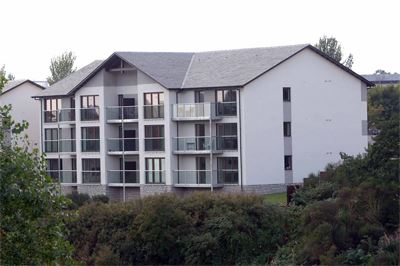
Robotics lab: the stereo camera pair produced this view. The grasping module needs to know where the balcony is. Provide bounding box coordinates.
[47,170,77,183]
[107,138,139,155]
[173,170,222,187]
[216,136,238,150]
[82,171,101,183]
[81,139,100,152]
[217,170,239,184]
[145,170,165,184]
[144,138,165,151]
[144,105,164,119]
[44,139,76,153]
[172,137,222,154]
[107,170,140,186]
[215,102,237,116]
[80,107,100,121]
[171,102,237,121]
[44,109,75,123]
[106,106,138,123]
[172,103,219,121]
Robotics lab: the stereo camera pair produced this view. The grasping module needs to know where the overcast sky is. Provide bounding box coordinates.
[1,0,399,81]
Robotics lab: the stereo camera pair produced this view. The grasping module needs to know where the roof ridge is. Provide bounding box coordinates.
[195,43,310,54]
[180,54,195,88]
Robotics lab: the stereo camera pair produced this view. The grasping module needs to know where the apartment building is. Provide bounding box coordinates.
[33,44,372,200]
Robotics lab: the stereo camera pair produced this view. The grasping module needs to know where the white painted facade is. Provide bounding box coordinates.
[0,81,43,148]
[37,47,369,199]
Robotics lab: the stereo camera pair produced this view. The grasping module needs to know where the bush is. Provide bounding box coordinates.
[66,192,91,209]
[67,192,289,265]
[92,194,109,204]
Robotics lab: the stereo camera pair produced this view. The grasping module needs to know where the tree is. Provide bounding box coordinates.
[0,105,74,264]
[315,36,354,68]
[375,69,390,75]
[0,65,15,92]
[47,51,76,85]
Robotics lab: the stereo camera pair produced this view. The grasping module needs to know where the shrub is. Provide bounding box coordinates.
[66,192,90,209]
[67,192,289,265]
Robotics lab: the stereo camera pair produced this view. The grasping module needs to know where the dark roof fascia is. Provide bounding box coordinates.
[32,94,73,99]
[306,45,375,87]
[170,85,241,91]
[2,80,46,96]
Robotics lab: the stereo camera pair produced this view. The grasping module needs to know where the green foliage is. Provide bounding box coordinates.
[287,114,399,265]
[0,105,74,264]
[67,193,289,265]
[66,192,109,209]
[368,84,400,133]
[47,51,76,85]
[0,65,14,92]
[315,35,354,68]
[264,192,287,205]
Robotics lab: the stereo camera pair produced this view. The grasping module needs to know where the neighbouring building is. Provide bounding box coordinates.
[0,79,46,147]
[362,73,400,85]
[33,44,373,200]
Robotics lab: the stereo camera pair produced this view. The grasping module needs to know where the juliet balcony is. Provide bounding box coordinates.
[107,170,140,186]
[47,170,77,183]
[107,138,139,155]
[44,109,76,123]
[44,139,76,153]
[106,106,138,123]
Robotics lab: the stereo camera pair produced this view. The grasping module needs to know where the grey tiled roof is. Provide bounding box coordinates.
[1,79,45,95]
[116,52,194,89]
[34,60,103,97]
[34,44,372,98]
[362,73,400,84]
[2,79,29,94]
[182,44,308,88]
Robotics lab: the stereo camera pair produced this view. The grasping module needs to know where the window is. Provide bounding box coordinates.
[144,92,164,119]
[80,95,99,121]
[195,90,205,103]
[283,87,291,102]
[81,127,100,152]
[215,89,237,116]
[44,98,61,122]
[217,157,239,184]
[216,123,238,150]
[46,159,59,181]
[284,155,292,170]
[44,128,58,152]
[283,122,291,137]
[145,125,165,151]
[145,158,165,183]
[82,159,101,183]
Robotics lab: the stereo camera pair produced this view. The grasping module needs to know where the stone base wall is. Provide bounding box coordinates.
[107,187,141,202]
[77,184,107,196]
[242,183,287,194]
[140,184,174,197]
[60,183,291,202]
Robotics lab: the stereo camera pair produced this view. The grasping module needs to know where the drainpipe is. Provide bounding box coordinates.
[238,88,243,192]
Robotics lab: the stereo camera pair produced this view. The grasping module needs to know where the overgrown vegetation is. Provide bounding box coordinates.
[0,105,74,265]
[66,193,290,265]
[272,84,400,265]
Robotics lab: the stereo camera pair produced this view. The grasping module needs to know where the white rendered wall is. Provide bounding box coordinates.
[241,48,368,184]
[0,83,43,148]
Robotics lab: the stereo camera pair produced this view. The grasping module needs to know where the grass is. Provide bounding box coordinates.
[264,192,287,205]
